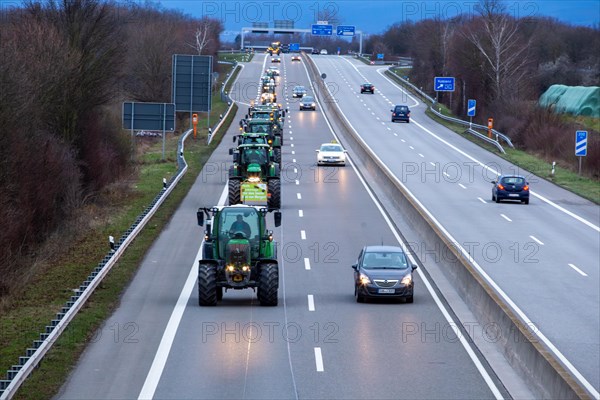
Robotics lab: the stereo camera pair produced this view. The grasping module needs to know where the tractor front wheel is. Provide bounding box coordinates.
[198,263,217,306]
[258,263,279,306]
[273,147,282,164]
[228,179,241,205]
[267,179,281,209]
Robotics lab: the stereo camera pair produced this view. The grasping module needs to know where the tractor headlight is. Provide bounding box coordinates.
[401,274,412,286]
[226,265,235,272]
[248,176,261,183]
[242,266,250,272]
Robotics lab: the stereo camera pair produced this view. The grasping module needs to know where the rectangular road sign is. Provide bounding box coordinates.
[467,99,476,117]
[312,24,333,36]
[289,43,300,51]
[377,53,384,60]
[576,130,588,156]
[336,25,355,36]
[434,77,455,92]
[122,102,175,131]
[172,54,212,113]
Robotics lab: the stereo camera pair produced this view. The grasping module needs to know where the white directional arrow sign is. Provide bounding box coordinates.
[576,130,588,156]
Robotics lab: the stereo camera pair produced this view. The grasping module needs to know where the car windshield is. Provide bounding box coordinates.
[396,106,408,112]
[321,145,342,152]
[501,177,525,185]
[362,252,408,270]
[303,96,314,102]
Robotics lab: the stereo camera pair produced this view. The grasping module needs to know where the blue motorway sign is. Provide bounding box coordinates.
[467,99,476,117]
[434,77,455,92]
[576,130,588,156]
[377,53,384,60]
[312,24,333,36]
[336,25,355,36]
[289,43,300,51]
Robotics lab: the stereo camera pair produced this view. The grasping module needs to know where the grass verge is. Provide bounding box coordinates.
[218,52,254,63]
[385,70,600,203]
[2,85,239,399]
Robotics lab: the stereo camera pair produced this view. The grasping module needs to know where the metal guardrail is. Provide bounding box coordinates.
[0,129,194,400]
[305,48,592,400]
[386,69,515,151]
[210,63,241,144]
[0,57,246,398]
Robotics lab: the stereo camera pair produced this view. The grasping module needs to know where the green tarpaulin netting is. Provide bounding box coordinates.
[539,85,599,117]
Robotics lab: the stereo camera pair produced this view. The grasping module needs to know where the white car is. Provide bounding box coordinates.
[316,142,347,166]
[291,55,301,62]
[320,49,328,55]
[267,66,280,76]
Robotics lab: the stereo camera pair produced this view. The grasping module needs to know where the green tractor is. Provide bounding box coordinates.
[241,119,282,162]
[196,205,282,306]
[230,132,278,163]
[229,143,281,209]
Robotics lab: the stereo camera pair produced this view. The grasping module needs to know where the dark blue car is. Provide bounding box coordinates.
[491,175,530,204]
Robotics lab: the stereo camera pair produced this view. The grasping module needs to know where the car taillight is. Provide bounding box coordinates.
[498,184,505,190]
[523,185,529,191]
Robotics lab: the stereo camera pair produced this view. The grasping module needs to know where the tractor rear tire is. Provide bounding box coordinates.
[228,179,241,205]
[267,179,281,209]
[273,147,282,164]
[258,263,279,306]
[198,263,217,306]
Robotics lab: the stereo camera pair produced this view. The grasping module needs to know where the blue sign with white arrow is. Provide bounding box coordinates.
[337,25,355,36]
[576,130,588,156]
[434,77,455,92]
[467,99,476,117]
[312,24,333,36]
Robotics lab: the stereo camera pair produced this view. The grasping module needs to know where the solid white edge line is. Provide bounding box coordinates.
[315,58,599,399]
[568,263,588,277]
[372,64,599,233]
[303,57,504,400]
[314,347,324,372]
[304,258,311,270]
[137,184,228,400]
[307,295,315,311]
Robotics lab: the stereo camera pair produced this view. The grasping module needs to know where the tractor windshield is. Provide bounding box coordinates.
[217,207,261,258]
[241,147,268,165]
[248,123,271,134]
[252,112,271,119]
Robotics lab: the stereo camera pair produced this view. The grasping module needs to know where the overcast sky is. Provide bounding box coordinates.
[158,0,599,39]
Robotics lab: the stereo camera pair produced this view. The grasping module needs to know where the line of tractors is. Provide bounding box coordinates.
[195,65,288,306]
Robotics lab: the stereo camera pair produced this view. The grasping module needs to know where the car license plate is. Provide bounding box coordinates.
[378,289,395,294]
[509,194,519,197]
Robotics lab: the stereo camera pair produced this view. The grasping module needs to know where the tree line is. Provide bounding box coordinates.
[0,0,222,296]
[365,0,599,177]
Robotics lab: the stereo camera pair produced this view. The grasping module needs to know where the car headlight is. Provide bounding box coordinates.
[359,274,371,285]
[401,274,412,286]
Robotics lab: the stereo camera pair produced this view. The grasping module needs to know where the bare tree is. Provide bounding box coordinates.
[188,18,212,55]
[464,0,531,101]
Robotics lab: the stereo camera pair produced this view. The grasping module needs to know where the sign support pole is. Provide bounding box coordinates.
[162,104,166,161]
